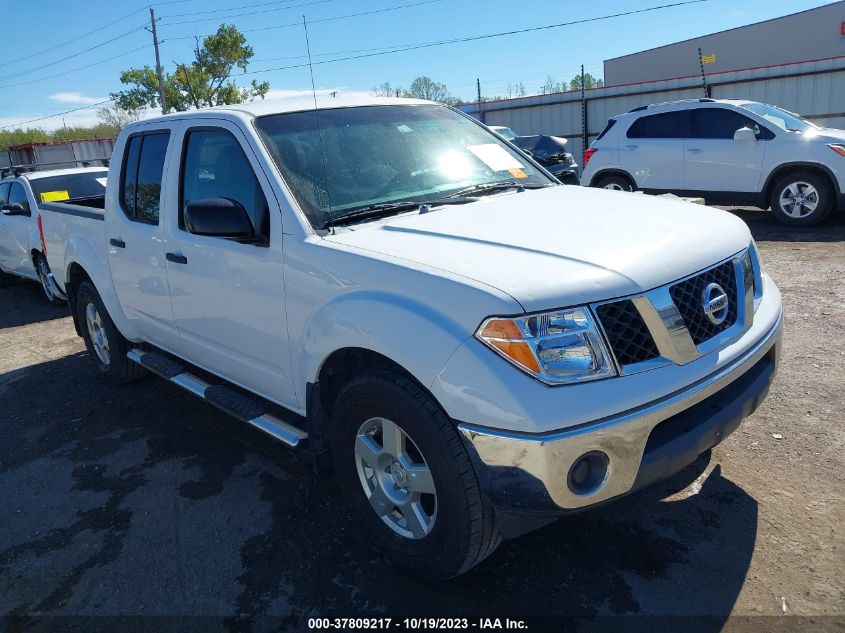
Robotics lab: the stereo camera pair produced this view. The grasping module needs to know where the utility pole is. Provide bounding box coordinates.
[697,47,709,98]
[580,64,588,154]
[149,8,168,114]
[476,78,483,123]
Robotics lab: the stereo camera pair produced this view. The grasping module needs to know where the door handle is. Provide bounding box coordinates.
[687,148,703,154]
[109,238,126,248]
[166,252,188,264]
[625,144,638,149]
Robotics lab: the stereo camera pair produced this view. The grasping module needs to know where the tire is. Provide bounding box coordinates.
[34,254,66,306]
[331,370,500,580]
[76,280,145,384]
[770,170,834,226]
[594,173,635,192]
[0,269,16,287]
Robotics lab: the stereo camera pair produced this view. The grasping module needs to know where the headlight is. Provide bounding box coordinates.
[748,240,765,309]
[476,307,616,385]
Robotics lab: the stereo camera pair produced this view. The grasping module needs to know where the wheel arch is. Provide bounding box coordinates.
[63,257,139,342]
[762,162,840,206]
[588,168,637,189]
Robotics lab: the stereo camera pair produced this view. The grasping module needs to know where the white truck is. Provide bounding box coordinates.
[0,166,108,303]
[38,96,783,579]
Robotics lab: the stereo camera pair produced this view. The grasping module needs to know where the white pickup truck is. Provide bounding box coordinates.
[40,96,783,579]
[0,167,107,303]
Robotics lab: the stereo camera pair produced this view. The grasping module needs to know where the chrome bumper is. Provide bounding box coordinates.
[457,310,783,512]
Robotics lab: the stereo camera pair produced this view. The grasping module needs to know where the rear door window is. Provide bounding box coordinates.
[0,183,10,206]
[627,111,690,139]
[120,131,170,224]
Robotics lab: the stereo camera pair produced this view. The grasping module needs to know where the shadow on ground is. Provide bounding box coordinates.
[0,281,69,329]
[725,207,845,243]
[1,346,757,631]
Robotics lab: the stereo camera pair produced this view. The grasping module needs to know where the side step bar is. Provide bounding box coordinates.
[127,348,308,448]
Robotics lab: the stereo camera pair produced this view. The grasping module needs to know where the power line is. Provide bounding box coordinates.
[159,0,337,26]
[164,0,442,41]
[1,1,188,67]
[162,0,309,19]
[0,44,151,89]
[242,0,710,77]
[0,25,148,83]
[0,100,113,131]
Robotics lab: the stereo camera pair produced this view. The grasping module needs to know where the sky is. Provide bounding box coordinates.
[0,0,834,130]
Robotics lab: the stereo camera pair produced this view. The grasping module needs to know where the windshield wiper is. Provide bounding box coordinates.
[322,197,476,229]
[446,180,552,199]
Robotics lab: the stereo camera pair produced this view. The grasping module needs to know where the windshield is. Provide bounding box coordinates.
[254,105,552,228]
[29,170,107,203]
[740,103,816,132]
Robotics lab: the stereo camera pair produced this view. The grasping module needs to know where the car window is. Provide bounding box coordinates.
[8,182,30,214]
[120,131,169,224]
[627,111,690,139]
[29,171,107,203]
[0,182,9,206]
[595,119,617,141]
[692,108,773,140]
[180,128,269,239]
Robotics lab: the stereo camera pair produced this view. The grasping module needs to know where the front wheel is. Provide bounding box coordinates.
[35,254,65,306]
[332,371,500,580]
[770,171,834,226]
[76,280,145,384]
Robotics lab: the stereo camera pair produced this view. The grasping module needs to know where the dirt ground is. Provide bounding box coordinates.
[0,207,843,631]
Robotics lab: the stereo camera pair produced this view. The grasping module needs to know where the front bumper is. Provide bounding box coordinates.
[457,309,782,514]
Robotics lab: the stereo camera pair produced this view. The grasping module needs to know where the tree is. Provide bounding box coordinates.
[541,75,564,95]
[408,76,458,105]
[372,81,407,98]
[111,24,270,113]
[569,72,601,92]
[97,104,144,128]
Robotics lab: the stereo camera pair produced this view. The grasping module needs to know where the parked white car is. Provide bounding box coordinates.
[0,167,107,303]
[581,98,845,225]
[37,96,782,578]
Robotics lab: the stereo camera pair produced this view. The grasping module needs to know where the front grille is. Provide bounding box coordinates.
[669,260,738,345]
[595,299,661,366]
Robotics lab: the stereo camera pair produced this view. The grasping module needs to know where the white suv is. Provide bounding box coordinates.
[580,98,845,226]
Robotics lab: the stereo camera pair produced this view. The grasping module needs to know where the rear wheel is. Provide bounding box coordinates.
[34,254,65,306]
[594,174,635,192]
[76,280,145,384]
[331,370,500,580]
[770,171,834,226]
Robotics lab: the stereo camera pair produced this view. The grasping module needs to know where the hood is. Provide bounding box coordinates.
[810,128,845,143]
[326,186,751,312]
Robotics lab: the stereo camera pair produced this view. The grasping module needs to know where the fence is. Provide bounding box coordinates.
[462,55,845,162]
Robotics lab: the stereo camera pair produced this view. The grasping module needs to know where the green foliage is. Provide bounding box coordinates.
[0,124,120,151]
[569,72,601,92]
[372,77,462,106]
[112,24,270,112]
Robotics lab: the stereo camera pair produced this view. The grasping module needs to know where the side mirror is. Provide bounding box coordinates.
[184,197,257,241]
[733,127,757,143]
[1,202,29,216]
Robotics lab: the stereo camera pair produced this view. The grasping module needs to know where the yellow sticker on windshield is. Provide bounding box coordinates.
[40,190,70,203]
[508,168,527,179]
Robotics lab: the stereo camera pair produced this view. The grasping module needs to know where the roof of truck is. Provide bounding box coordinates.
[128,95,437,129]
[20,166,109,181]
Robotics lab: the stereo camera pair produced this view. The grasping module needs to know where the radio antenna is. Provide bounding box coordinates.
[302,15,335,233]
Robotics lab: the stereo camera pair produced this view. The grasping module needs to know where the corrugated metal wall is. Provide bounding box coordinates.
[466,57,845,162]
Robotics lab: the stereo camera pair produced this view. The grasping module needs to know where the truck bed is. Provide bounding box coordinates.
[38,198,106,293]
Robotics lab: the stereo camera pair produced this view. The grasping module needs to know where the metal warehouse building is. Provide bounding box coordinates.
[466,2,845,161]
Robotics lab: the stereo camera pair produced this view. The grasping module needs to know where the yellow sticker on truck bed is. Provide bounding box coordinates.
[40,190,70,203]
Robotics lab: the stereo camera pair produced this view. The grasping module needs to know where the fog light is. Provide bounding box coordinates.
[567,451,609,495]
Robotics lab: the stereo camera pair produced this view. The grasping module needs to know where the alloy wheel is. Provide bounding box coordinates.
[85,302,111,366]
[354,417,437,539]
[779,181,819,218]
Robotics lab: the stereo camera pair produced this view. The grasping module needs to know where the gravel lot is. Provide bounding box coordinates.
[0,208,843,631]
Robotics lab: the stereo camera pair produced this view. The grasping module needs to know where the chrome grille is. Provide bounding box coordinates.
[595,299,660,365]
[669,260,738,345]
